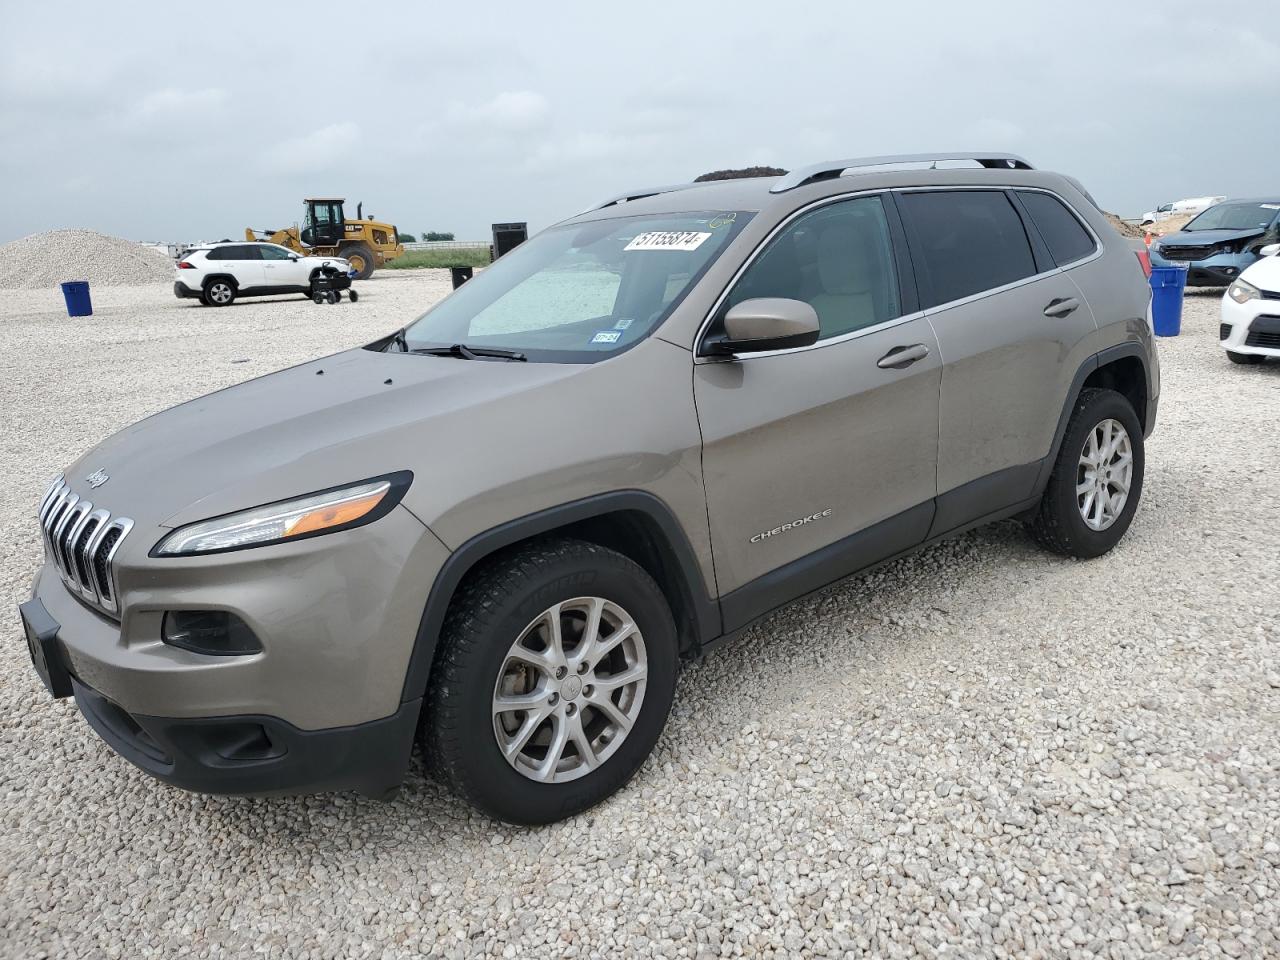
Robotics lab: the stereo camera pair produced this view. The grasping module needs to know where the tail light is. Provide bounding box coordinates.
[177,260,196,269]
[1135,250,1152,278]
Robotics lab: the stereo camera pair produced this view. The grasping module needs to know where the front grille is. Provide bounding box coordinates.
[1245,329,1280,349]
[1220,323,1231,341]
[1245,315,1280,350]
[37,477,133,617]
[1261,288,1280,301]
[1159,245,1217,262]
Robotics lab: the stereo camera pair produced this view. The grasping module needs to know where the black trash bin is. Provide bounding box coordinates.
[450,266,474,289]
[490,222,528,260]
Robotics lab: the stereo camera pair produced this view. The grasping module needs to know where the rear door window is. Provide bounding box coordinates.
[898,191,1037,308]
[1017,191,1097,266]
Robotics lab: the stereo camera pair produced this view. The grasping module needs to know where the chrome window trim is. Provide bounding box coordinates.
[693,183,1105,362]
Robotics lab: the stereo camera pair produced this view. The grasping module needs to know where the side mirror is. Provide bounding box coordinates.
[704,298,820,356]
[289,254,300,261]
[1260,243,1280,257]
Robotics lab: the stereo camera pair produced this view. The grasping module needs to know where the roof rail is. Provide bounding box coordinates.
[586,183,705,212]
[769,153,1034,193]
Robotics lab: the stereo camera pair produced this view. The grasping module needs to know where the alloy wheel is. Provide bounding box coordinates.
[1077,418,1133,531]
[208,283,232,304]
[492,597,647,783]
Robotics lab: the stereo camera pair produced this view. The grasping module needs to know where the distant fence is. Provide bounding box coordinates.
[402,240,489,251]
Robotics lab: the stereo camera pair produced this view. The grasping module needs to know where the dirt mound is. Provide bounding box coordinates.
[1143,214,1194,237]
[0,229,174,288]
[1103,213,1145,240]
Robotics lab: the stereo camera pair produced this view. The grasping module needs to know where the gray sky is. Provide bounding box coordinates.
[2,1,1276,243]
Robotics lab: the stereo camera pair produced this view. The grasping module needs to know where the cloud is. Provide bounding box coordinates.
[261,122,361,174]
[449,90,550,132]
[132,87,227,119]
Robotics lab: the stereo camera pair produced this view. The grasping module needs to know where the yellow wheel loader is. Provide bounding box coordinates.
[246,198,404,280]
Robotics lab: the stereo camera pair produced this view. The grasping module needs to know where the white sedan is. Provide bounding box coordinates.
[1221,243,1280,364]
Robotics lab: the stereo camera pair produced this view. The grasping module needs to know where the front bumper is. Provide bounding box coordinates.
[1221,294,1280,358]
[23,501,448,796]
[72,674,419,799]
[1149,248,1258,287]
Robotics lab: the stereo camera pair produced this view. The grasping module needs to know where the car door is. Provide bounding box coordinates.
[896,189,1098,535]
[259,244,306,290]
[221,245,265,291]
[693,193,941,631]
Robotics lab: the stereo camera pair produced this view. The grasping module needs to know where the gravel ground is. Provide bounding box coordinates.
[1,280,1277,959]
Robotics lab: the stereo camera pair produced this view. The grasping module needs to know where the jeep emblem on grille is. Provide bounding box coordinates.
[85,468,109,489]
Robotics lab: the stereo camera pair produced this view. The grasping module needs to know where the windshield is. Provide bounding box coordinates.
[1183,202,1279,232]
[401,211,751,362]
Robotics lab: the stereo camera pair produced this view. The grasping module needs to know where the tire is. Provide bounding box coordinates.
[422,538,678,825]
[342,243,375,280]
[1026,387,1145,559]
[348,288,359,303]
[203,279,236,307]
[1227,351,1263,365]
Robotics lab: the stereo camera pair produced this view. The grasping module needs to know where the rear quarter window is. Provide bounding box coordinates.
[898,191,1037,308]
[1017,191,1097,266]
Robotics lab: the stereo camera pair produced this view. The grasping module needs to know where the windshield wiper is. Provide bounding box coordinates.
[412,343,527,362]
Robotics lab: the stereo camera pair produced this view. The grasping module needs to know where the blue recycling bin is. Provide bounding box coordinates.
[1149,264,1187,337]
[60,280,93,318]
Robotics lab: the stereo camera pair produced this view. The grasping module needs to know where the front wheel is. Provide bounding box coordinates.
[342,243,375,280]
[1026,387,1145,559]
[423,539,678,824]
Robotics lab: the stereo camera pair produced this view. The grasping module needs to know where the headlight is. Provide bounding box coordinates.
[1227,279,1260,304]
[154,473,410,556]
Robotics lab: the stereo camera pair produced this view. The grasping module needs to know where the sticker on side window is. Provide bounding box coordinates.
[624,231,712,252]
[591,331,621,344]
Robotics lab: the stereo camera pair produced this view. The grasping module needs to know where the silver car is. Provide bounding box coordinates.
[20,153,1159,824]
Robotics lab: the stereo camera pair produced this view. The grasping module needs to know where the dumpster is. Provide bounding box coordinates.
[450,266,474,289]
[60,280,93,318]
[1149,263,1188,337]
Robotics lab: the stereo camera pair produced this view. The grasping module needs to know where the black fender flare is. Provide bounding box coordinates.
[1034,341,1154,495]
[399,490,720,704]
[201,273,238,291]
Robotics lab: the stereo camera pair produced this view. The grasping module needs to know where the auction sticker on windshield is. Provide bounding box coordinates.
[625,231,712,252]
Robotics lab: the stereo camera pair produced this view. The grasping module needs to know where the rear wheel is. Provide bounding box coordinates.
[1227,350,1263,365]
[203,279,235,306]
[423,539,678,824]
[342,243,375,280]
[1026,388,1144,559]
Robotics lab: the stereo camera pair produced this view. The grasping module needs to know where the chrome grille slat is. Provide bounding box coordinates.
[35,477,133,618]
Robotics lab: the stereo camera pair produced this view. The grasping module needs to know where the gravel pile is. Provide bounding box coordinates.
[1,280,1277,958]
[0,229,175,289]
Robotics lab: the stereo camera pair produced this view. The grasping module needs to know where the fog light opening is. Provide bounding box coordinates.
[162,610,263,656]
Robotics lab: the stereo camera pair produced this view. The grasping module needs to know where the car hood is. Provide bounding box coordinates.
[1159,227,1264,246]
[61,347,578,531]
[1241,254,1280,290]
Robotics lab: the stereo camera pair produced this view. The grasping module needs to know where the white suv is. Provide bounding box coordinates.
[174,242,354,307]
[1221,244,1280,364]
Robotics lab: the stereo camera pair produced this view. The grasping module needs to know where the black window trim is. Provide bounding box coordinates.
[694,189,923,361]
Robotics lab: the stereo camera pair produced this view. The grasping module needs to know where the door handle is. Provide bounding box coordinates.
[1043,297,1080,318]
[877,343,930,369]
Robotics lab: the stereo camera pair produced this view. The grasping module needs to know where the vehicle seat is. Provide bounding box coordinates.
[807,222,883,337]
